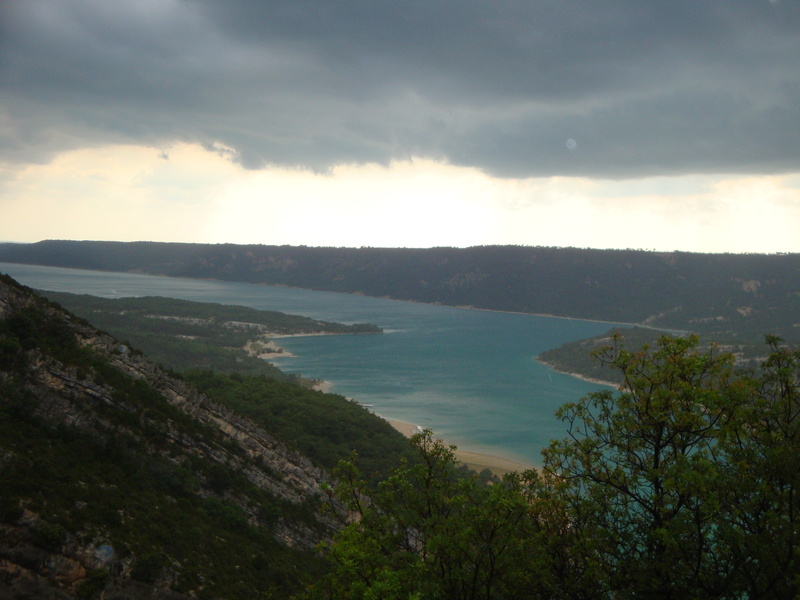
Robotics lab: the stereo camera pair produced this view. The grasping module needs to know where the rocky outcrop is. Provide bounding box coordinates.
[0,274,345,598]
[82,331,334,511]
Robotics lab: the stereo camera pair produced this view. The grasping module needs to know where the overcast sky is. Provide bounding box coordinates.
[1,0,799,252]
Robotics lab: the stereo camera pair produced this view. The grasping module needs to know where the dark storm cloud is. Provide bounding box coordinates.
[2,0,799,177]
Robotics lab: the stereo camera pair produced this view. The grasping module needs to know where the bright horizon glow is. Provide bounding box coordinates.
[2,142,799,254]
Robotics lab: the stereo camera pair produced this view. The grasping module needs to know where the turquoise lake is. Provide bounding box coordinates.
[0,262,624,466]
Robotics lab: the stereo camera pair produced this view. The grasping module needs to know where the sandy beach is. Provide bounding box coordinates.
[384,417,535,476]
[251,331,371,360]
[245,338,297,360]
[312,380,333,393]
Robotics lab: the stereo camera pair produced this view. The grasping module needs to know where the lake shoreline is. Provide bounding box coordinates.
[535,358,618,388]
[383,417,535,476]
[0,260,642,328]
[306,375,538,475]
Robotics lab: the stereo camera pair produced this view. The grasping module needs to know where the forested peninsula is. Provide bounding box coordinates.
[41,292,380,379]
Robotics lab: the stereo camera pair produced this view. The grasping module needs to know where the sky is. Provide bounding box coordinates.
[1,0,799,253]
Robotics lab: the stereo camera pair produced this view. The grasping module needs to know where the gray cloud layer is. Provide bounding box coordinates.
[2,0,799,178]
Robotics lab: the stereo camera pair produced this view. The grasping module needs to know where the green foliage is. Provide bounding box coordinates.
[712,335,800,599]
[309,336,800,600]
[304,431,548,600]
[540,334,800,599]
[544,334,749,598]
[0,303,90,372]
[0,334,23,366]
[0,376,326,598]
[41,291,379,378]
[0,311,329,598]
[538,325,792,385]
[46,292,380,335]
[185,370,416,481]
[537,326,668,385]
[30,521,68,551]
[131,551,168,584]
[76,569,110,599]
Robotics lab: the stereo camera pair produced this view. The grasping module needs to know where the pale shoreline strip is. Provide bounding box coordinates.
[383,418,535,476]
[535,358,618,388]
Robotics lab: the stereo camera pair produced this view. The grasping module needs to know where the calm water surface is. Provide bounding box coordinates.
[1,262,622,465]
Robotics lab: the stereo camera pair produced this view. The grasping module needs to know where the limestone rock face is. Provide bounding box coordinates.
[0,275,345,598]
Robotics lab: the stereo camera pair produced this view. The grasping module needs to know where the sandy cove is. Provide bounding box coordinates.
[247,331,365,361]
[245,336,304,360]
[304,376,536,476]
[383,417,535,477]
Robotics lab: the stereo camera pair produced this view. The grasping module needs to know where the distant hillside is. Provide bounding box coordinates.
[536,322,781,388]
[1,241,798,346]
[42,291,380,379]
[0,274,410,598]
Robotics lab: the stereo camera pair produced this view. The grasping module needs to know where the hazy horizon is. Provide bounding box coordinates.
[2,2,799,252]
[1,239,798,257]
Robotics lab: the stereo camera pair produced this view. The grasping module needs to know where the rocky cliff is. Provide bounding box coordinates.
[0,274,345,599]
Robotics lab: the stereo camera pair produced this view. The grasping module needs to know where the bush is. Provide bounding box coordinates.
[76,569,109,599]
[31,521,68,551]
[131,551,167,584]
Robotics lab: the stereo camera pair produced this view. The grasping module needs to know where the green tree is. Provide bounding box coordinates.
[715,336,800,599]
[305,431,551,600]
[542,335,750,599]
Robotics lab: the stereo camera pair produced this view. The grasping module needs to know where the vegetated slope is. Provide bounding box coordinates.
[1,240,798,344]
[537,322,786,386]
[0,274,384,599]
[41,291,380,379]
[33,291,411,480]
[537,326,674,386]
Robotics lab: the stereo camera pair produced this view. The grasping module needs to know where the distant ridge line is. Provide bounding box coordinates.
[1,240,798,343]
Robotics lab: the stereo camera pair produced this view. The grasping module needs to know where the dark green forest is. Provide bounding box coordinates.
[183,370,413,484]
[1,240,798,345]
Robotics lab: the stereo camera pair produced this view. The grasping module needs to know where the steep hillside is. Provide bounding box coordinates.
[31,291,413,482]
[1,240,798,343]
[0,274,348,598]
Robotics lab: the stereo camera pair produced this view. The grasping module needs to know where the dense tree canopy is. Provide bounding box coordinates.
[304,336,800,600]
[4,241,799,345]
